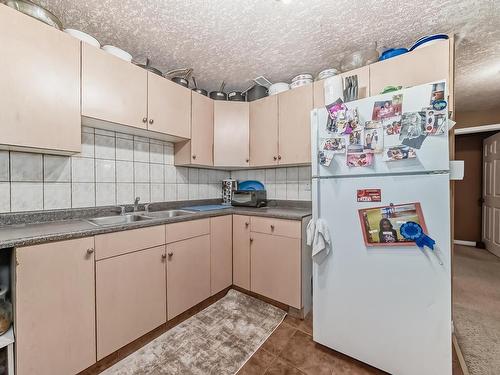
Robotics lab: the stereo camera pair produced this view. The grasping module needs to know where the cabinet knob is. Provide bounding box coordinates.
[270,224,275,231]
[142,117,147,123]
[245,222,249,227]
[250,238,253,243]
[246,158,249,163]
[149,119,154,125]
[86,248,95,254]
[168,252,174,257]
[278,155,282,160]
[192,155,197,159]
[161,253,167,260]
[273,156,278,160]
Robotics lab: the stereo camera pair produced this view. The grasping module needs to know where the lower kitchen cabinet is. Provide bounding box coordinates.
[210,215,233,295]
[232,215,251,290]
[96,245,167,360]
[166,235,211,319]
[15,237,96,375]
[250,232,302,309]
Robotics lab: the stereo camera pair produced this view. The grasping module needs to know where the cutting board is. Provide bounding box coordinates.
[182,204,232,212]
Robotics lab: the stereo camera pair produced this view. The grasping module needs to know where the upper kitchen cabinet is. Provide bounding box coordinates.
[0,5,81,154]
[81,43,148,129]
[369,40,450,96]
[313,80,326,108]
[148,72,191,138]
[175,91,214,166]
[249,95,279,167]
[278,84,313,165]
[214,101,250,167]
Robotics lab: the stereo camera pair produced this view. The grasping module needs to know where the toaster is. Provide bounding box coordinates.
[231,190,267,208]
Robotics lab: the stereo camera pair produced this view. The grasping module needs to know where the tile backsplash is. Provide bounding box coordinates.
[0,127,312,213]
[0,127,230,213]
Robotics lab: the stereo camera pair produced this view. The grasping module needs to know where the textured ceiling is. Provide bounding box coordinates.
[35,0,500,112]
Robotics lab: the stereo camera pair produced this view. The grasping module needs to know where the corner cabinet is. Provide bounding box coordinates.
[278,85,313,165]
[249,95,279,167]
[232,215,251,290]
[214,101,250,167]
[175,91,214,166]
[15,238,96,375]
[0,5,81,154]
[82,43,148,129]
[210,215,233,295]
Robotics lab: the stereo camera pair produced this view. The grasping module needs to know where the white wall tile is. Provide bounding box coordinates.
[80,132,94,158]
[299,166,312,181]
[117,183,134,204]
[0,152,9,181]
[44,183,71,209]
[134,183,150,202]
[10,152,42,182]
[116,138,134,161]
[298,182,312,201]
[286,183,299,200]
[165,184,177,201]
[95,134,115,159]
[198,184,208,199]
[151,183,164,202]
[71,157,95,183]
[188,184,199,200]
[0,183,10,212]
[276,168,287,183]
[254,169,266,182]
[11,182,43,211]
[116,161,133,183]
[72,183,95,208]
[150,142,164,164]
[150,164,164,184]
[198,169,208,184]
[96,183,116,206]
[95,128,115,137]
[176,167,189,183]
[82,126,94,134]
[134,162,150,183]
[188,168,199,183]
[165,165,176,184]
[265,169,276,183]
[44,155,70,182]
[116,132,133,140]
[134,140,149,162]
[276,183,287,199]
[177,184,188,200]
[286,167,299,182]
[266,183,276,199]
[95,159,115,183]
[164,144,174,165]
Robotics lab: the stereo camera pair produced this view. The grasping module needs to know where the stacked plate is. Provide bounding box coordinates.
[64,29,100,48]
[290,73,313,89]
[316,68,339,81]
[101,45,132,62]
[268,82,290,95]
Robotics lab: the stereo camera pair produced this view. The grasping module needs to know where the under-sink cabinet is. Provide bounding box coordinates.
[210,215,233,295]
[232,215,251,290]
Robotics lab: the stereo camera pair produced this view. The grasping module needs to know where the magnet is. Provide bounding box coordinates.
[432,99,447,111]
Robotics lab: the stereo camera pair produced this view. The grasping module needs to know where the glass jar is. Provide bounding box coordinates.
[0,287,12,335]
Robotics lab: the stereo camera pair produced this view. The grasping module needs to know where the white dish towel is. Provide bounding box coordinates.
[307,219,332,262]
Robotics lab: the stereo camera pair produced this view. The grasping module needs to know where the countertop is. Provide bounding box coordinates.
[0,200,311,249]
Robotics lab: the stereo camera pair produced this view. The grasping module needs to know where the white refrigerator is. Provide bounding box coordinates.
[311,82,451,375]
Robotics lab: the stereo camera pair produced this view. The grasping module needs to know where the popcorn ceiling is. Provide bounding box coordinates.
[35,0,500,112]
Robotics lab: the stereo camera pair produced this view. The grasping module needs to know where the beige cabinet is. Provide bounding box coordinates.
[15,237,96,375]
[166,234,211,319]
[250,232,302,309]
[0,5,81,153]
[175,91,214,166]
[148,72,191,138]
[233,215,251,290]
[313,80,326,108]
[210,215,232,295]
[82,43,148,129]
[278,84,313,165]
[249,95,279,167]
[214,101,250,167]
[96,245,167,360]
[369,40,450,97]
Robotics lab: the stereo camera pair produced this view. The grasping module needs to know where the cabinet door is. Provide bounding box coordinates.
[214,101,250,167]
[15,238,96,375]
[96,245,166,359]
[233,215,251,290]
[313,80,325,108]
[210,216,232,295]
[250,232,301,308]
[0,6,81,153]
[278,84,313,165]
[369,40,450,96]
[147,73,191,138]
[82,43,148,129]
[339,66,370,100]
[249,96,279,167]
[167,235,211,319]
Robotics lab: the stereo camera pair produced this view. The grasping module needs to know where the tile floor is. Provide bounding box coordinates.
[239,312,465,375]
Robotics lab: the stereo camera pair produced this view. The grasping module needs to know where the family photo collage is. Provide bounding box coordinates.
[319,82,448,168]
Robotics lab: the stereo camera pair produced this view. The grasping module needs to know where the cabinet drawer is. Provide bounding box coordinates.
[250,217,301,239]
[95,226,165,260]
[166,219,210,243]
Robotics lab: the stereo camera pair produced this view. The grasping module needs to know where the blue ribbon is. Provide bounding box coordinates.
[400,221,435,250]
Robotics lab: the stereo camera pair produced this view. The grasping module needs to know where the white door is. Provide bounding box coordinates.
[482,132,500,256]
[312,173,451,375]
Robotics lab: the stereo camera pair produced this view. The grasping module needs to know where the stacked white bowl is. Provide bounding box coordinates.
[290,73,313,89]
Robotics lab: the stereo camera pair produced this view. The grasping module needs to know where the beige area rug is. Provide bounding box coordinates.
[453,245,500,375]
[102,289,286,375]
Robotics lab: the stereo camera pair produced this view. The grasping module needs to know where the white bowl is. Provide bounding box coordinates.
[317,68,339,80]
[64,28,100,48]
[269,82,290,95]
[101,45,132,62]
[290,79,313,89]
[291,73,313,82]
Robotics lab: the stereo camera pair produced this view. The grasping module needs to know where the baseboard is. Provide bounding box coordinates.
[454,240,476,247]
[452,334,470,375]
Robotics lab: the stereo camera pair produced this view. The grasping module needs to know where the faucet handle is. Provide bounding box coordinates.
[134,196,140,204]
[119,206,126,215]
[144,203,151,213]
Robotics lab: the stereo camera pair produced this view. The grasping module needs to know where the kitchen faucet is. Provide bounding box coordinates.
[134,197,140,212]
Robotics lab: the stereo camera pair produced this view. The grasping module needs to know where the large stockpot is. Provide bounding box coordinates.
[246,85,268,102]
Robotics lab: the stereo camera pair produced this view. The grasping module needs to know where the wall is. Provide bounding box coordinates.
[0,126,230,213]
[231,166,312,201]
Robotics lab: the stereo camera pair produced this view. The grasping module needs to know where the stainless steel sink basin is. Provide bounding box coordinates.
[86,214,152,226]
[143,209,193,219]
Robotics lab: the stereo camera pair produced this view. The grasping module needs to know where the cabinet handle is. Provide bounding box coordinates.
[168,252,174,257]
[273,156,278,160]
[161,253,167,260]
[250,238,253,243]
[270,224,275,231]
[86,248,95,254]
[192,155,197,159]
[142,117,147,123]
[278,155,282,160]
[246,158,249,163]
[245,222,249,227]
[149,119,154,125]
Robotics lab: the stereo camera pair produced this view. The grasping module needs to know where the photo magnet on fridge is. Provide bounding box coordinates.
[383,145,417,162]
[372,99,402,121]
[321,137,346,154]
[400,112,427,149]
[363,121,384,153]
[347,151,374,167]
[318,150,334,167]
[357,189,382,202]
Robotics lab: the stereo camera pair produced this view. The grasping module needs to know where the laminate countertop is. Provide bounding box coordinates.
[0,200,312,249]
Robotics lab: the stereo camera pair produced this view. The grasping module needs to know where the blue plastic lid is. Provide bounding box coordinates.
[238,180,265,191]
[379,48,408,61]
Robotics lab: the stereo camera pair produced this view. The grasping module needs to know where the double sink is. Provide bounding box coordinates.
[85,210,193,227]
